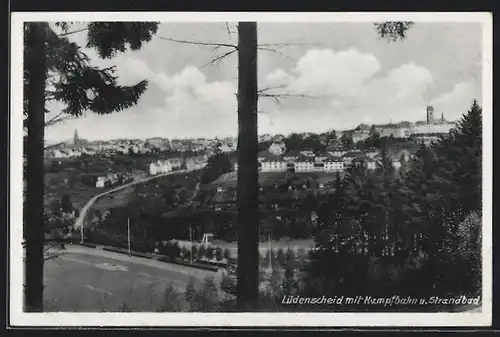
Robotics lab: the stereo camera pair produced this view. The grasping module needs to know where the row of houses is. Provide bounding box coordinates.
[95,170,148,188]
[149,157,208,175]
[149,158,184,175]
[234,148,410,173]
[47,144,155,158]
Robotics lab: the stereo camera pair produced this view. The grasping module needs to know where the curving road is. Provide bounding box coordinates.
[74,169,194,240]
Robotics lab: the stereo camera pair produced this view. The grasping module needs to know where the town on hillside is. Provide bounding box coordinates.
[44,105,456,188]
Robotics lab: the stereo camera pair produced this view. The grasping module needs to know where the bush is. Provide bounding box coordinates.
[170,241,181,259]
[197,245,207,261]
[157,283,182,312]
[191,245,198,261]
[276,248,285,267]
[205,247,215,261]
[188,277,220,312]
[220,272,237,296]
[223,248,231,261]
[180,246,191,261]
[215,247,224,265]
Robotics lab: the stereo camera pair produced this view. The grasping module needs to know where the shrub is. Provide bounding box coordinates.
[205,247,215,261]
[197,245,207,261]
[180,246,191,261]
[220,272,237,296]
[185,276,196,306]
[157,283,182,312]
[189,277,220,312]
[170,241,181,259]
[223,248,231,261]
[214,247,223,265]
[276,248,286,267]
[191,245,198,262]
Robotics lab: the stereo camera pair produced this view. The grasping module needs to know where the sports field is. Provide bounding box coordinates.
[43,245,222,312]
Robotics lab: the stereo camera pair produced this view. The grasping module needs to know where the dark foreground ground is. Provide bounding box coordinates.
[43,245,223,312]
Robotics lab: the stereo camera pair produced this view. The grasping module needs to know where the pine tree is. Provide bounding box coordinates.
[23,22,158,312]
[185,276,196,305]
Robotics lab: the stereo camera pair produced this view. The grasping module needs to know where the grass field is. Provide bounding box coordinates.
[43,245,222,312]
[212,171,341,189]
[92,187,136,212]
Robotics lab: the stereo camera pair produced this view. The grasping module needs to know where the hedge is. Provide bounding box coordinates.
[101,246,218,272]
[102,247,152,259]
[155,255,218,272]
[79,242,97,248]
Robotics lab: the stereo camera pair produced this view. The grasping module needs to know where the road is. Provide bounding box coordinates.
[44,245,222,312]
[74,169,194,238]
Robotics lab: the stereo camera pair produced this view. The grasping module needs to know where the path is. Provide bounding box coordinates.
[74,169,194,239]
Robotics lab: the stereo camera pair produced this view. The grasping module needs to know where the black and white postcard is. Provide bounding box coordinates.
[10,12,492,327]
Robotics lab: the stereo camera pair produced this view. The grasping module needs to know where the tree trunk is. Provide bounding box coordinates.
[236,22,259,311]
[24,22,47,312]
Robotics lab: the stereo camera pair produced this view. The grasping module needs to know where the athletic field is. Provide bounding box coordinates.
[42,245,222,312]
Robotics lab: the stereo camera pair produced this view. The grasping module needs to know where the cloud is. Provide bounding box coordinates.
[430,80,481,119]
[285,48,381,97]
[44,21,483,143]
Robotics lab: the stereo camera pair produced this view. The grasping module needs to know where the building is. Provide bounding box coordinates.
[365,147,380,158]
[282,150,301,162]
[413,135,440,145]
[186,157,207,171]
[426,106,434,124]
[378,126,411,138]
[294,156,315,172]
[342,150,363,167]
[258,150,275,163]
[410,123,455,135]
[327,146,349,157]
[260,158,287,172]
[352,129,371,143]
[170,158,184,170]
[352,155,377,170]
[323,156,345,172]
[299,149,315,157]
[392,159,402,170]
[96,176,106,188]
[149,160,173,175]
[314,152,329,163]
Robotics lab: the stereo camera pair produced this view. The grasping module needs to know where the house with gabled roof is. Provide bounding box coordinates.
[323,156,345,172]
[260,156,287,172]
[294,156,315,172]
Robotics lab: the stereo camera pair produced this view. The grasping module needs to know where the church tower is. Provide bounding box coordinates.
[73,129,79,145]
[426,106,434,124]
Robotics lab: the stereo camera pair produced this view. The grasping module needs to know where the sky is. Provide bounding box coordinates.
[44,21,483,143]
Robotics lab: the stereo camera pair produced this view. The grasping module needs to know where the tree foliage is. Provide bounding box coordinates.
[374,22,414,42]
[201,152,232,183]
[305,100,483,301]
[23,21,159,312]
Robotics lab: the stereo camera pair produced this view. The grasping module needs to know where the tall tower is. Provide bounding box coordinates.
[426,106,434,124]
[73,129,79,145]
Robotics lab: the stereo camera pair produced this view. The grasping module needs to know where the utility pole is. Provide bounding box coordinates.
[189,224,193,264]
[127,217,131,256]
[268,234,272,271]
[80,218,84,243]
[236,22,259,311]
[24,22,48,312]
